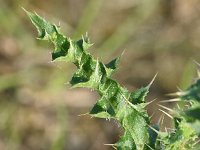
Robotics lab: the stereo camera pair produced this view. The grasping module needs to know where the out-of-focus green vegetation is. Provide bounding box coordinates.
[0,0,199,150]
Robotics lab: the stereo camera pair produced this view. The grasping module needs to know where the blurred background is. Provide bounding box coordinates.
[0,0,200,149]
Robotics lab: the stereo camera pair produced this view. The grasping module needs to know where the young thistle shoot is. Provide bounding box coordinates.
[25,9,158,150]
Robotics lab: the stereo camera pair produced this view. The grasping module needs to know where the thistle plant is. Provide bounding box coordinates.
[157,75,200,150]
[25,9,200,150]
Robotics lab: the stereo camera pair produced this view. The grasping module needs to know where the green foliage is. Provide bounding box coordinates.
[25,9,200,150]
[25,9,156,150]
[157,78,200,149]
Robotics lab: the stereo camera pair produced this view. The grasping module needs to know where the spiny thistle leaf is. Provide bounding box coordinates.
[105,56,121,77]
[157,78,200,149]
[130,74,157,105]
[130,86,150,104]
[158,119,198,150]
[180,78,200,136]
[180,79,200,102]
[25,9,156,150]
